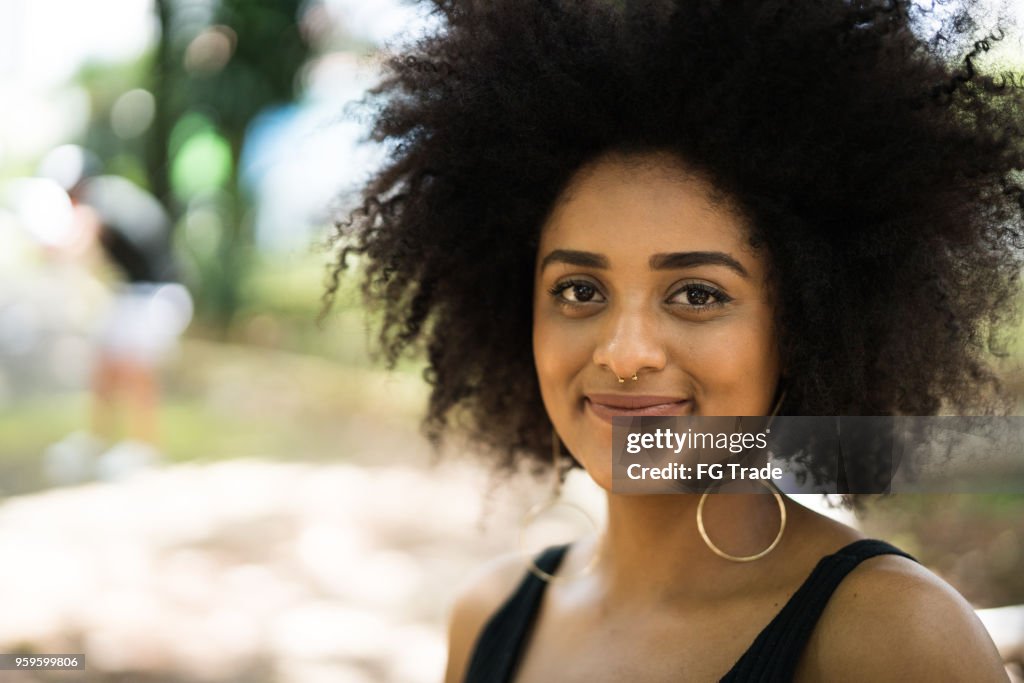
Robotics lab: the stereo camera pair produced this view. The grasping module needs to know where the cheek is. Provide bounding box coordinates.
[685,316,779,411]
[531,315,557,382]
[532,306,591,410]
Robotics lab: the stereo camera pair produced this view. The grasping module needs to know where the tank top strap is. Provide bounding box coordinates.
[721,538,918,682]
[463,544,570,683]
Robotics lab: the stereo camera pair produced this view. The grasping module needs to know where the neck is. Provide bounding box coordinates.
[587,490,795,607]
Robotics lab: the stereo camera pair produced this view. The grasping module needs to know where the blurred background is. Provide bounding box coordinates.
[0,0,1022,681]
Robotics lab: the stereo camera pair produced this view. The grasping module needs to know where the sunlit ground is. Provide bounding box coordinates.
[0,314,573,682]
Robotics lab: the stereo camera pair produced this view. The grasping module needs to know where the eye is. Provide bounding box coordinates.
[548,279,606,306]
[669,282,731,309]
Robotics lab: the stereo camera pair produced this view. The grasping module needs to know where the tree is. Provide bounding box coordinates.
[147,0,314,331]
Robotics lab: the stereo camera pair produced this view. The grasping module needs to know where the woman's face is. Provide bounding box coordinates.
[532,153,781,490]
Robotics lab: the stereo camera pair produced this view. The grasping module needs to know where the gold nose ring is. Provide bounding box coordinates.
[616,372,640,383]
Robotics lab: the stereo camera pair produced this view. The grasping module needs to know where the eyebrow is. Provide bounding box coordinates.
[539,249,609,270]
[650,251,749,277]
[540,249,749,277]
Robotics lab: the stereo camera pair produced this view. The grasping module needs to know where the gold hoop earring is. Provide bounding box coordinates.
[768,386,786,426]
[696,479,786,563]
[518,428,601,582]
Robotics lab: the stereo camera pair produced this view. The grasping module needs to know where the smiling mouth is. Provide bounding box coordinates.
[584,395,693,425]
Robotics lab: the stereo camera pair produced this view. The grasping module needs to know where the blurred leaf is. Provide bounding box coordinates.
[171,127,233,199]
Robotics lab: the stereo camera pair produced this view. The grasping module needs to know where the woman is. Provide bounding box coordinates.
[326,0,1023,680]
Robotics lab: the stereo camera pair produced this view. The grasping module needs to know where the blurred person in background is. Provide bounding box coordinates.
[39,145,193,484]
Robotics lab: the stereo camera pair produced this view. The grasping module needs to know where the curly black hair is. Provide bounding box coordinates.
[325,0,1024,480]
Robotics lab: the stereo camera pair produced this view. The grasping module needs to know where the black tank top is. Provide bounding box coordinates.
[463,538,917,682]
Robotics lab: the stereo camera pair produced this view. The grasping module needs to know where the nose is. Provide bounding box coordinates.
[592,306,667,381]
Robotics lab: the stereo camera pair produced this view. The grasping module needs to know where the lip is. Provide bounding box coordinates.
[584,394,693,425]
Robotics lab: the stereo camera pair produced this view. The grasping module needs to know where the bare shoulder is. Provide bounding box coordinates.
[798,552,1008,682]
[443,551,530,683]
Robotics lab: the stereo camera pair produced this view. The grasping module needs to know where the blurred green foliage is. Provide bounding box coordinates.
[69,0,319,332]
[151,0,315,330]
[861,493,1024,607]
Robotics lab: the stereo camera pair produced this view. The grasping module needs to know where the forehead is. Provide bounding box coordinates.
[539,153,753,258]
